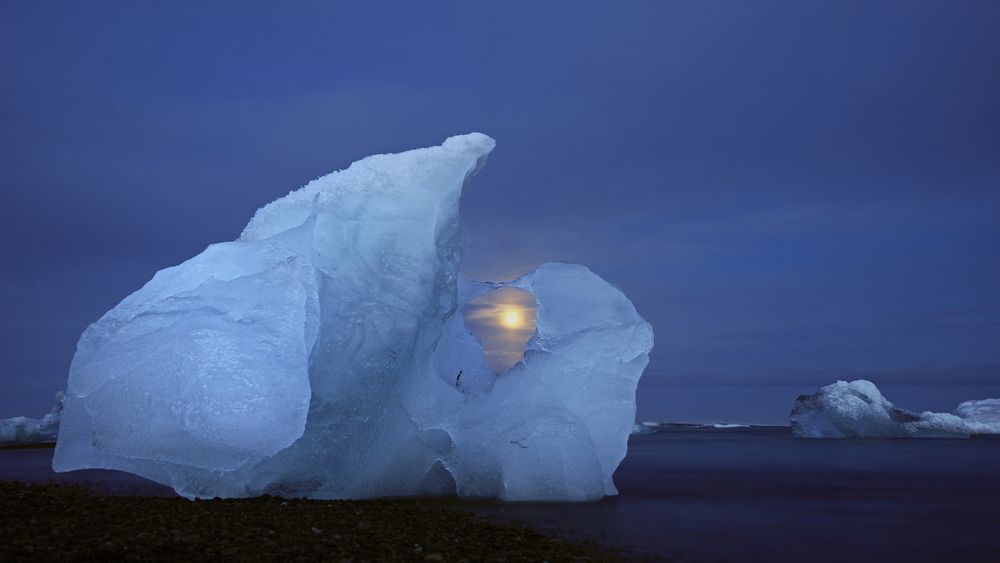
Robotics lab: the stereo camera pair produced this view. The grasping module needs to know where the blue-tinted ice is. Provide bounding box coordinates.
[790,380,1000,438]
[52,134,654,500]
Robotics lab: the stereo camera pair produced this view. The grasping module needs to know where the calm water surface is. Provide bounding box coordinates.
[473,427,1000,562]
[3,428,1000,562]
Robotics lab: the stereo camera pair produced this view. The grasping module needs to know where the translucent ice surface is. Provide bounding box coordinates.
[53,134,654,500]
[790,380,1000,438]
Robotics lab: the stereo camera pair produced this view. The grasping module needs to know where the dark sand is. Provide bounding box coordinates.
[0,481,639,562]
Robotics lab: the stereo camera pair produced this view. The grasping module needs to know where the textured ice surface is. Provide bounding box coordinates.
[956,399,1000,435]
[53,134,654,501]
[0,392,63,445]
[790,380,1000,438]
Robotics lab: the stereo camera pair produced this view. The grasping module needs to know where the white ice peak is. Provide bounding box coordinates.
[53,134,654,501]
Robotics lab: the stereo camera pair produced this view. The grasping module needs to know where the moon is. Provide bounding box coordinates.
[500,308,523,329]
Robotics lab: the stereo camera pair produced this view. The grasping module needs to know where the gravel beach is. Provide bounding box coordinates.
[0,482,632,562]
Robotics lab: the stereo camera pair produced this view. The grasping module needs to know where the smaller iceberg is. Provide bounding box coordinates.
[956,399,1000,435]
[790,380,1000,438]
[0,392,64,446]
[630,422,657,435]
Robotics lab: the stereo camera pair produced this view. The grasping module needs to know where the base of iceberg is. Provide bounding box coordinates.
[790,380,1000,438]
[52,134,654,501]
[0,392,63,446]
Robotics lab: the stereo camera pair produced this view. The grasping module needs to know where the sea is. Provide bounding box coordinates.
[3,426,1000,562]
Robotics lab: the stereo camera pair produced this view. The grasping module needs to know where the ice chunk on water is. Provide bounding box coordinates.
[955,399,1000,434]
[790,380,999,438]
[0,392,63,445]
[53,134,654,501]
[631,422,657,435]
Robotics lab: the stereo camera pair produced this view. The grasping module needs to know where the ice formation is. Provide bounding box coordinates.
[790,380,1000,438]
[53,133,654,501]
[0,392,63,445]
[955,399,1000,435]
[630,421,656,435]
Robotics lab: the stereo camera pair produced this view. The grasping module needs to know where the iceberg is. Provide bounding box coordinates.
[630,422,657,435]
[0,392,63,446]
[956,399,1000,435]
[53,133,654,501]
[790,380,1000,438]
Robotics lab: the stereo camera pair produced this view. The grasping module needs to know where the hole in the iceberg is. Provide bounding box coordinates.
[461,287,536,374]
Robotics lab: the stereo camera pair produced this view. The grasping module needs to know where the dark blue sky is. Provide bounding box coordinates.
[2,1,999,423]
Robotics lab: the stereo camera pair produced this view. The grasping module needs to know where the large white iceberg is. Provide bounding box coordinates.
[790,380,1000,438]
[53,133,654,501]
[0,392,63,445]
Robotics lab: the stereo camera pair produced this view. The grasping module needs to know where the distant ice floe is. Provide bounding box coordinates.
[955,399,1000,435]
[630,422,657,435]
[629,421,753,434]
[0,392,63,446]
[790,380,1000,438]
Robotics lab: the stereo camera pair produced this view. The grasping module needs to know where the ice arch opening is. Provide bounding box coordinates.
[460,286,536,374]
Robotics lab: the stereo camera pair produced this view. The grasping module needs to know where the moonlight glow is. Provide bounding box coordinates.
[500,308,524,329]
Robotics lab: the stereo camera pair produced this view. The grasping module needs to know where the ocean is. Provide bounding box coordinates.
[3,427,1000,562]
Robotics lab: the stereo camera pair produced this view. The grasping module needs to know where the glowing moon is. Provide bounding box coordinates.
[500,308,523,329]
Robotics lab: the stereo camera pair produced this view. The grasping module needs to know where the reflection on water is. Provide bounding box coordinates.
[461,287,536,373]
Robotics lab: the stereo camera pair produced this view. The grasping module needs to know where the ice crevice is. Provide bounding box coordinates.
[52,133,654,501]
